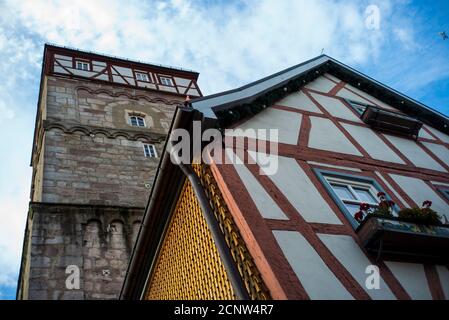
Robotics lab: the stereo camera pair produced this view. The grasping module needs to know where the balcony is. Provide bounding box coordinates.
[361,106,423,139]
[356,215,449,263]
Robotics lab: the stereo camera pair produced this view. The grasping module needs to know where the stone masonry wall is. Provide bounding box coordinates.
[27,203,142,300]
[42,129,161,207]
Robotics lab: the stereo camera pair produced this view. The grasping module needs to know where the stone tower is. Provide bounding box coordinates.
[16,44,202,300]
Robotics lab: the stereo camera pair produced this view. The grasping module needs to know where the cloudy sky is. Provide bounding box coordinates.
[0,0,448,299]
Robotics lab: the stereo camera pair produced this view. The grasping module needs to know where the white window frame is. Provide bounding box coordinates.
[136,72,150,82]
[159,76,173,86]
[318,172,397,228]
[76,61,90,71]
[325,176,379,209]
[143,144,157,158]
[129,115,146,127]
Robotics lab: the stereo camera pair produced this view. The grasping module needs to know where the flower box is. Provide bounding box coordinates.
[356,215,449,263]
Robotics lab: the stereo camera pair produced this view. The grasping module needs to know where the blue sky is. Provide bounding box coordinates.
[0,0,448,300]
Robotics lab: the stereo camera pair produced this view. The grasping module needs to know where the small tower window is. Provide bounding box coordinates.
[136,72,150,82]
[129,115,146,127]
[143,144,157,158]
[76,61,90,71]
[159,76,173,86]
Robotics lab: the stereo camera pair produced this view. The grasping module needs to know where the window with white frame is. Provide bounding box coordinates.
[143,144,157,158]
[159,76,173,86]
[136,72,150,82]
[76,61,90,71]
[129,115,146,127]
[315,169,396,228]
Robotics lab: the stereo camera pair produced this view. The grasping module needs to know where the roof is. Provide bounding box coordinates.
[190,54,449,134]
[45,43,200,76]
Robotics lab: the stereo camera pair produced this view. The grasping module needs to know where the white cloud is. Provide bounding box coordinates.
[2,0,399,94]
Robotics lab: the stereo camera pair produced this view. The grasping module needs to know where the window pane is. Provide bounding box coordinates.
[353,187,376,203]
[130,117,138,126]
[330,184,356,200]
[344,202,361,220]
[137,117,145,127]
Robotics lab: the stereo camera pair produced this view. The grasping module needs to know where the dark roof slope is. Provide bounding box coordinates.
[190,55,449,134]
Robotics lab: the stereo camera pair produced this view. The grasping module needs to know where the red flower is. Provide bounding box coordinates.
[422,200,432,208]
[377,192,386,200]
[354,211,364,222]
[359,203,370,211]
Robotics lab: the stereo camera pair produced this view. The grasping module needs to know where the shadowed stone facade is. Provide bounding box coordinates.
[17,45,201,300]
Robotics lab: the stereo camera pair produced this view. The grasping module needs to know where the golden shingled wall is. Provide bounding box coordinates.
[145,179,235,300]
[145,164,270,300]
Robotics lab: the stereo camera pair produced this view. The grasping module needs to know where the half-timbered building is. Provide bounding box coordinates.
[121,55,449,300]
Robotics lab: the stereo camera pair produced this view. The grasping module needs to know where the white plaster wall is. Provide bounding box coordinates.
[324,73,340,83]
[308,117,362,156]
[336,88,373,105]
[385,134,446,172]
[342,124,405,164]
[436,266,449,299]
[425,126,449,143]
[173,77,190,86]
[226,149,289,220]
[71,69,97,78]
[248,151,342,224]
[310,93,361,122]
[92,60,106,66]
[343,84,399,112]
[390,174,449,221]
[418,128,436,140]
[228,107,302,145]
[96,74,109,81]
[54,54,71,60]
[53,65,69,74]
[318,234,396,300]
[305,76,336,93]
[92,65,105,72]
[374,172,407,207]
[113,66,133,77]
[384,261,432,300]
[273,230,353,299]
[112,75,126,84]
[187,88,200,96]
[276,91,322,113]
[422,142,449,166]
[160,85,178,93]
[306,161,362,172]
[56,59,72,68]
